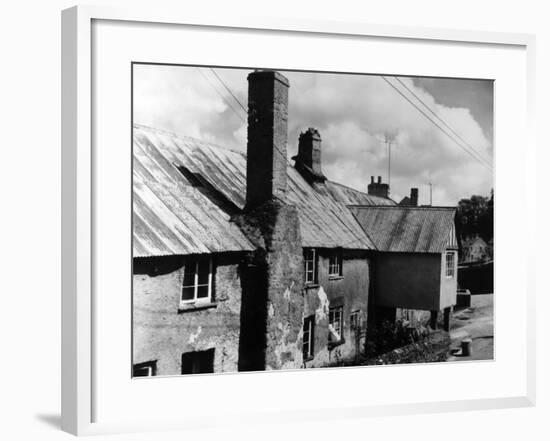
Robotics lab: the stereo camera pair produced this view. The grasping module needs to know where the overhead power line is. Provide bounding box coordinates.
[209,68,248,114]
[380,76,493,171]
[199,67,292,166]
[393,76,493,167]
[196,67,246,123]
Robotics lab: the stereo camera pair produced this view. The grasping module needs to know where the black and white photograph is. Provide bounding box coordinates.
[132,65,494,377]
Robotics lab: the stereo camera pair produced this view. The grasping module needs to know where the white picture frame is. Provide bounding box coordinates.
[62,5,536,436]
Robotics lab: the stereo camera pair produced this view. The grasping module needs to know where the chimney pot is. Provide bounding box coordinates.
[368,175,390,198]
[410,188,419,206]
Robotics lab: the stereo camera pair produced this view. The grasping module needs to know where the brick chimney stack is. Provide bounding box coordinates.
[246,70,290,208]
[368,175,390,198]
[410,188,419,207]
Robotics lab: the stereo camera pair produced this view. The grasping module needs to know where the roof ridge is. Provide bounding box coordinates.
[349,205,456,210]
[328,180,367,194]
[133,123,246,156]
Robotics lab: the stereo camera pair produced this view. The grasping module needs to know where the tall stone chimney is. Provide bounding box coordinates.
[292,128,326,183]
[410,188,418,206]
[236,70,304,372]
[368,175,390,198]
[246,70,289,208]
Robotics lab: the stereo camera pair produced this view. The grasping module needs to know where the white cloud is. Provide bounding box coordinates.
[134,65,493,205]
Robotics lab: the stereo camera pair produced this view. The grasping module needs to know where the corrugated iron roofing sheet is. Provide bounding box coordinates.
[133,124,375,254]
[325,181,396,206]
[133,127,255,257]
[349,206,457,253]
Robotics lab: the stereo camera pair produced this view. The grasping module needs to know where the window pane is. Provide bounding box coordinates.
[196,284,209,299]
[197,269,209,285]
[181,286,195,301]
[302,317,314,358]
[329,307,343,342]
[183,269,195,287]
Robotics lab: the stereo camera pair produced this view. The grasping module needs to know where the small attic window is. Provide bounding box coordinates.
[304,248,318,285]
[328,249,343,278]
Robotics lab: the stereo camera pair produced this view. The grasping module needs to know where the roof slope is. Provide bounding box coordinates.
[349,206,457,253]
[325,181,396,206]
[133,125,375,255]
[133,127,255,257]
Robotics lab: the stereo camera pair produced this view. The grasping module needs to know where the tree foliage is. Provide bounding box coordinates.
[456,190,493,241]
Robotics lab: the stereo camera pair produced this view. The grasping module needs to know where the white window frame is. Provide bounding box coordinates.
[328,249,343,277]
[132,361,157,377]
[180,257,213,305]
[302,316,315,359]
[328,306,343,343]
[445,251,455,278]
[350,310,360,330]
[304,248,317,285]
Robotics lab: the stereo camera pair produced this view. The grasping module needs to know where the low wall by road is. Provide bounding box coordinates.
[458,261,493,294]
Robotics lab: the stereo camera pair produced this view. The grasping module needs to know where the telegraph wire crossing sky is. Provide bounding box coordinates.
[133,65,493,206]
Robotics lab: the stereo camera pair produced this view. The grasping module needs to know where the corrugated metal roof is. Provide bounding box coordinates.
[133,124,375,254]
[349,206,457,253]
[133,126,255,257]
[325,181,396,206]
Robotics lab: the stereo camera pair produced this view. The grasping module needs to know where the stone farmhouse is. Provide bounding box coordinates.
[132,70,458,377]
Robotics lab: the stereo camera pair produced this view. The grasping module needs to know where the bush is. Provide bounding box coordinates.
[366,319,429,356]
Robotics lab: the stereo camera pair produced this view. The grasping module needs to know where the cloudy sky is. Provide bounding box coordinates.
[133,64,493,206]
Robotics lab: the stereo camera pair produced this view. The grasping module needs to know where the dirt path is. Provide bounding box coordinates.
[447,294,494,361]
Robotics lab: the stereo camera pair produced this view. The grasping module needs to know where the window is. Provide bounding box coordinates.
[350,310,360,330]
[328,306,344,344]
[304,248,318,285]
[132,360,157,377]
[302,316,315,360]
[328,249,343,278]
[445,251,455,278]
[181,257,214,305]
[181,349,215,374]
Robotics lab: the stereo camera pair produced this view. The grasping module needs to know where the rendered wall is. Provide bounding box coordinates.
[374,252,442,311]
[235,200,305,371]
[303,250,371,368]
[132,253,244,376]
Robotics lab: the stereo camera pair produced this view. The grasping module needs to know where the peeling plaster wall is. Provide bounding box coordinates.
[303,250,371,368]
[235,200,305,371]
[260,202,305,370]
[133,253,244,376]
[303,286,330,366]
